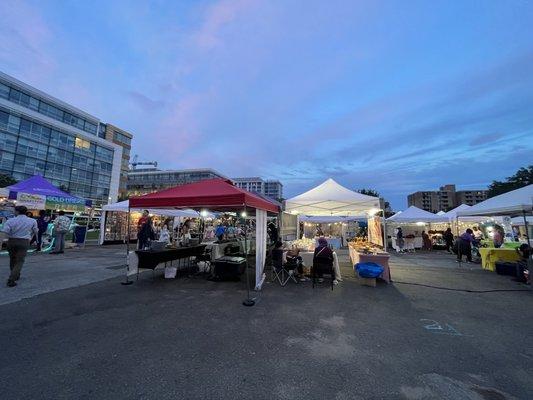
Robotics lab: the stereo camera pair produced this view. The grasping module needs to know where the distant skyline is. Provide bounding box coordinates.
[1,0,532,209]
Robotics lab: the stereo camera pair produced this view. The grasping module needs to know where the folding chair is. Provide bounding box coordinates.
[312,258,335,290]
[271,249,299,286]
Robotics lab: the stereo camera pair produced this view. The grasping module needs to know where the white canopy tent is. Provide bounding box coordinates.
[101,200,211,217]
[387,206,447,223]
[298,215,363,223]
[285,178,383,248]
[285,178,381,217]
[456,184,533,217]
[436,211,446,215]
[511,216,533,225]
[457,185,533,247]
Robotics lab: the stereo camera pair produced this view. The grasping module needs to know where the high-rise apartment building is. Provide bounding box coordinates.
[0,71,132,206]
[127,168,228,195]
[408,184,488,213]
[233,177,283,201]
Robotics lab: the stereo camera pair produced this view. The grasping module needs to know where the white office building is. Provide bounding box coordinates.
[0,71,127,205]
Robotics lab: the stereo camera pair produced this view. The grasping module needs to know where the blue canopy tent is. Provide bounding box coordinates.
[2,175,91,211]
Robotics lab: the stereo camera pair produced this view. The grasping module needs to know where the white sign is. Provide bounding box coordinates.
[16,192,46,210]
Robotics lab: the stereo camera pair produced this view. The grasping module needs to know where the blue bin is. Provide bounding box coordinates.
[355,262,384,278]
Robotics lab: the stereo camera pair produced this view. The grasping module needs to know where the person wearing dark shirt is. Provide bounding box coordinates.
[35,210,49,251]
[138,217,155,250]
[456,228,474,263]
[443,228,454,253]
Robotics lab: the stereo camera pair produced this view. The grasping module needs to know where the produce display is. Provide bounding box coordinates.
[349,238,386,254]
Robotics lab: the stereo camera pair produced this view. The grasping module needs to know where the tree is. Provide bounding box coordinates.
[0,173,16,188]
[356,188,394,217]
[487,165,533,198]
[356,188,381,198]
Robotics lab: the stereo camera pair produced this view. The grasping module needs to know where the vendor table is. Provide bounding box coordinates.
[349,246,391,283]
[283,251,342,281]
[478,247,520,272]
[135,245,206,270]
[205,239,253,261]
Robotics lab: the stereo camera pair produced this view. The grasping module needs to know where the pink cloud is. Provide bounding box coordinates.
[193,0,258,50]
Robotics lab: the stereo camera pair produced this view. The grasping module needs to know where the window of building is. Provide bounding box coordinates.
[0,150,15,171]
[113,130,132,145]
[84,121,97,135]
[6,114,20,134]
[13,154,46,175]
[44,162,71,181]
[0,131,18,153]
[49,129,75,150]
[17,138,48,160]
[95,145,114,163]
[0,82,9,99]
[46,146,73,165]
[74,137,91,151]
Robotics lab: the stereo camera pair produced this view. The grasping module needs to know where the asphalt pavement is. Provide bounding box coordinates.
[0,248,532,399]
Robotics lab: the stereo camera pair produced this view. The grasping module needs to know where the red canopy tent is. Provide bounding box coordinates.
[128,179,280,295]
[129,178,279,213]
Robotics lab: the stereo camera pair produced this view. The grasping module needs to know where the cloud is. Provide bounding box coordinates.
[469,133,504,147]
[126,91,165,111]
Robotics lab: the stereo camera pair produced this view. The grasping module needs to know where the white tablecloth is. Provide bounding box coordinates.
[285,251,342,281]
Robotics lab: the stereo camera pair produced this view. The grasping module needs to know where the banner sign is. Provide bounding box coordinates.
[16,193,46,210]
[45,195,87,212]
[11,192,89,211]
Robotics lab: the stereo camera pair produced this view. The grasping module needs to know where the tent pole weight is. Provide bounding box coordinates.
[242,205,255,307]
[121,205,133,285]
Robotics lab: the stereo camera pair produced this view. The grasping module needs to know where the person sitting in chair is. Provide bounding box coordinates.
[286,244,308,282]
[313,237,334,283]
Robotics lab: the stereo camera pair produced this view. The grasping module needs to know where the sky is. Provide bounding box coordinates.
[1,0,532,209]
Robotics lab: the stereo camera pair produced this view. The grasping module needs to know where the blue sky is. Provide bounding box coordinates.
[1,0,532,209]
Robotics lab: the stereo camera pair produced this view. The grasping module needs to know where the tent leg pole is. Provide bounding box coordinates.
[523,211,532,285]
[456,216,462,267]
[382,209,387,252]
[121,205,133,285]
[242,205,255,307]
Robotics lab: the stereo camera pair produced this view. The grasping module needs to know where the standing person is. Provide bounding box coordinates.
[50,211,71,254]
[138,217,155,250]
[215,224,226,241]
[422,231,432,251]
[36,210,49,251]
[493,228,503,248]
[443,227,454,253]
[159,223,170,244]
[456,228,474,263]
[137,210,149,230]
[396,227,405,253]
[0,206,38,287]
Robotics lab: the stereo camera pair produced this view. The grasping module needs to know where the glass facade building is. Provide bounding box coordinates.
[0,71,124,205]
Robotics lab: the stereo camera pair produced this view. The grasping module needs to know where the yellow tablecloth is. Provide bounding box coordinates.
[478,248,520,271]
